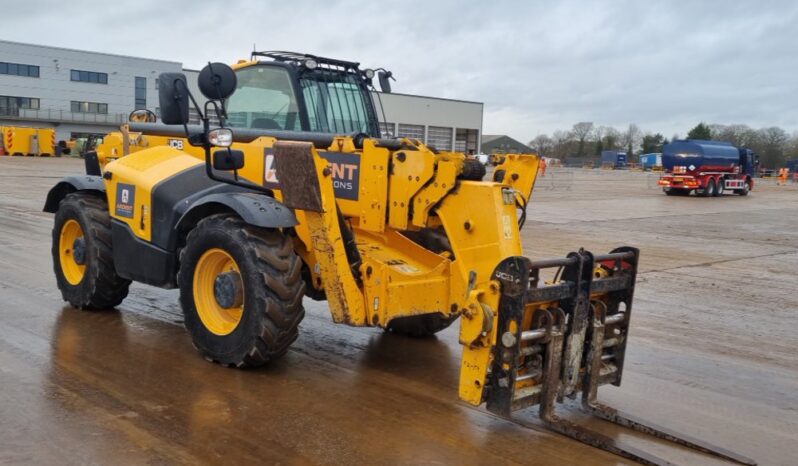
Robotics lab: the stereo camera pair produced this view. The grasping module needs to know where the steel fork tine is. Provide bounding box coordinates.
[583,403,757,466]
[580,306,757,466]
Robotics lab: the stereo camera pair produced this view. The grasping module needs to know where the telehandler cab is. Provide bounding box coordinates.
[44,54,754,466]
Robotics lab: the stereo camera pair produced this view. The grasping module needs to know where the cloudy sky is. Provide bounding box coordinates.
[3,0,796,142]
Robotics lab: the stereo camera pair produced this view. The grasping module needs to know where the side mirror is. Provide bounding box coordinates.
[198,63,237,100]
[378,71,393,93]
[128,109,157,123]
[213,149,245,171]
[158,73,190,125]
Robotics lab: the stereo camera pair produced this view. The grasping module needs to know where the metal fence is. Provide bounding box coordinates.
[535,168,575,191]
[0,108,127,125]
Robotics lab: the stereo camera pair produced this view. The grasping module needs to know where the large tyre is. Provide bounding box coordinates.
[701,178,716,197]
[386,313,459,337]
[714,178,724,196]
[51,192,131,309]
[178,214,305,367]
[737,180,751,196]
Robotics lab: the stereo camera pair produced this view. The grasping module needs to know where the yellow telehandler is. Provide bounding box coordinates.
[43,53,754,466]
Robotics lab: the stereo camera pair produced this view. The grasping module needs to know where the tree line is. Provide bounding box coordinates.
[527,122,798,168]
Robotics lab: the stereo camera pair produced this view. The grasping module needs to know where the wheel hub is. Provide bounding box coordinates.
[214,271,243,309]
[193,248,244,336]
[72,237,87,265]
[59,219,86,285]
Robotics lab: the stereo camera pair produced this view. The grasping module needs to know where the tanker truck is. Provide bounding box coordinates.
[657,139,758,197]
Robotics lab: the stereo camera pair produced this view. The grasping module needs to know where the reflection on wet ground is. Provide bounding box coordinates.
[1,159,796,465]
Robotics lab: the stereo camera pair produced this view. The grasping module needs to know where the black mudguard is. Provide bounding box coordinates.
[174,192,298,243]
[43,175,106,213]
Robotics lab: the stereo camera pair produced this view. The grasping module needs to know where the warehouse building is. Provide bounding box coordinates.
[480,134,532,154]
[0,40,181,140]
[0,40,483,148]
[375,92,482,153]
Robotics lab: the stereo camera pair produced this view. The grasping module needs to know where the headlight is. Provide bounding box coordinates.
[363,68,375,79]
[208,128,233,147]
[304,59,318,70]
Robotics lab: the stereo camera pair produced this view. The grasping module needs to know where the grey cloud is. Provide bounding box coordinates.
[3,0,796,142]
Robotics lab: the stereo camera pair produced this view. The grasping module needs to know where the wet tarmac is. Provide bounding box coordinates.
[1,158,796,465]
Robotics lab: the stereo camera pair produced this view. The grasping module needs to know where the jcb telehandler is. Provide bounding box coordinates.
[44,53,754,466]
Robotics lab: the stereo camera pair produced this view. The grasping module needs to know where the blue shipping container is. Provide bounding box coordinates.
[640,153,661,169]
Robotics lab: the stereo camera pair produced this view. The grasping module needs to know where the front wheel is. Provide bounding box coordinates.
[737,180,751,196]
[178,214,305,367]
[51,193,131,309]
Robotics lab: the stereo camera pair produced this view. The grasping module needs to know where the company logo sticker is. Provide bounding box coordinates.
[115,183,136,218]
[263,149,361,200]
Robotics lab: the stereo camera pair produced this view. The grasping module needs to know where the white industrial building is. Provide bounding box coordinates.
[0,40,181,140]
[0,40,483,149]
[375,92,482,153]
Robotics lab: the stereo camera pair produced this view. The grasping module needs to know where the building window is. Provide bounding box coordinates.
[71,101,108,114]
[135,77,146,109]
[0,95,40,115]
[0,62,40,78]
[397,124,425,141]
[379,122,395,138]
[71,69,108,84]
[427,126,453,151]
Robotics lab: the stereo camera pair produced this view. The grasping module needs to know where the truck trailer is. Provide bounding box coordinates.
[657,139,757,197]
[601,150,627,169]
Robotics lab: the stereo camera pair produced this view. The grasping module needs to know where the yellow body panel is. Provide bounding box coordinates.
[104,147,203,241]
[495,154,540,201]
[387,148,435,230]
[352,140,390,233]
[357,228,451,326]
[411,159,458,228]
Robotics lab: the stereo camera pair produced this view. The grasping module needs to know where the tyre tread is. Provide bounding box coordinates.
[52,192,130,310]
[179,214,305,367]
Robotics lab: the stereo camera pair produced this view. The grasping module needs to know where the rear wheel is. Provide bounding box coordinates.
[701,179,716,197]
[386,313,459,337]
[714,178,724,196]
[51,193,131,309]
[178,214,305,367]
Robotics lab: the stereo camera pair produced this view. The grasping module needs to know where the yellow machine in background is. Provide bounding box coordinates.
[44,55,755,466]
[489,152,506,166]
[0,126,56,156]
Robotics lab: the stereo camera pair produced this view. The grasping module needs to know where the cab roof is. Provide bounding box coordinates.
[250,51,361,72]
